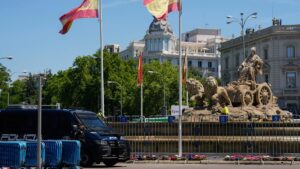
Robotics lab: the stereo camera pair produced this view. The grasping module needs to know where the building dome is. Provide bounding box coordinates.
[148,18,173,34]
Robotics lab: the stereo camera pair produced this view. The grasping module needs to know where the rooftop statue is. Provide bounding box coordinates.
[148,17,173,34]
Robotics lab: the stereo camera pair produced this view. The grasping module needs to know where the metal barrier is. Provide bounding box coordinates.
[105,115,300,156]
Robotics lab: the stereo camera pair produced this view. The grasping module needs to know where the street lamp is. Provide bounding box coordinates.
[226,12,257,58]
[7,71,28,105]
[0,56,13,60]
[107,81,123,116]
[147,70,166,116]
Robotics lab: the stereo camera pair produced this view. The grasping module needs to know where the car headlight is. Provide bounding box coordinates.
[101,140,108,145]
[95,140,108,145]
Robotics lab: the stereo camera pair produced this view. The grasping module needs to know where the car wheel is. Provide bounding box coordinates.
[103,160,118,167]
[80,151,93,167]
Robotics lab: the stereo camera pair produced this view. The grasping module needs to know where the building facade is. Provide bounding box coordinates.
[120,19,225,78]
[120,41,144,60]
[104,44,120,54]
[220,20,300,113]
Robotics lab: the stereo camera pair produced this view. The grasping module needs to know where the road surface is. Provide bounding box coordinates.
[85,163,300,169]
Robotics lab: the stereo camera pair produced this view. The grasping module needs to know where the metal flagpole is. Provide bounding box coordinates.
[98,0,105,117]
[178,1,183,158]
[37,75,42,169]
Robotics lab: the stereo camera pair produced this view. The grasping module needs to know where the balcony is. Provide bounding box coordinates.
[283,88,300,95]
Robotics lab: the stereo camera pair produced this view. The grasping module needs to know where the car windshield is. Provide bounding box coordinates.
[76,113,108,131]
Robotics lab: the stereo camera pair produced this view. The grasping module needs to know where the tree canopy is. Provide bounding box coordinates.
[7,51,206,117]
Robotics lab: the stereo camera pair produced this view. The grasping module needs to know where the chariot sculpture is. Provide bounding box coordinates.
[186,47,291,121]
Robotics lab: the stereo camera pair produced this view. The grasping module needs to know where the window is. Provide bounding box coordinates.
[173,59,179,65]
[286,72,296,88]
[188,60,192,67]
[265,74,269,83]
[235,54,240,67]
[208,62,212,68]
[287,46,295,58]
[198,61,202,68]
[225,57,229,69]
[264,48,268,60]
[135,50,138,57]
[152,39,155,51]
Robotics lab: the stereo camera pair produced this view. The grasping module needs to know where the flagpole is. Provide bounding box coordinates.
[98,0,105,117]
[178,1,183,158]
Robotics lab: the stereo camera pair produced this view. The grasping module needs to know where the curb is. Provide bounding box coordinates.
[126,160,300,165]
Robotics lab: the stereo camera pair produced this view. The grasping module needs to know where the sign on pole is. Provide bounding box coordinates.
[171,105,189,116]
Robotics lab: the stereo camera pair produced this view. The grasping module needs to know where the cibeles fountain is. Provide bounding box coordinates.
[185,47,293,122]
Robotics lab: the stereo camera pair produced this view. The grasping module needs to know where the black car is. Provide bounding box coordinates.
[0,105,130,167]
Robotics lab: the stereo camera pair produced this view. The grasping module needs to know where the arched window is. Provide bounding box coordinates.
[286,72,296,88]
[287,46,295,58]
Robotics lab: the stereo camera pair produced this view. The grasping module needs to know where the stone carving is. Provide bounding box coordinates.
[186,78,205,107]
[226,81,273,106]
[238,47,263,83]
[205,76,232,107]
[184,47,292,122]
[148,17,173,34]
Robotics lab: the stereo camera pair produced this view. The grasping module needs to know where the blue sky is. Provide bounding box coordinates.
[0,0,299,80]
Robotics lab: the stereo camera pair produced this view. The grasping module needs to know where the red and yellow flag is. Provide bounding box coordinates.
[144,0,181,20]
[59,0,98,34]
[182,49,187,84]
[137,53,143,86]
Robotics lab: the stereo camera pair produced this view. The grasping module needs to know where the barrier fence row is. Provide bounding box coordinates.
[105,115,300,156]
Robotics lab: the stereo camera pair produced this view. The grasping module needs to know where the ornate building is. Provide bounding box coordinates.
[219,19,300,114]
[120,19,225,78]
[104,44,120,54]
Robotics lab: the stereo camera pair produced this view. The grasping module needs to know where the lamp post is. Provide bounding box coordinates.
[147,70,166,115]
[37,73,45,169]
[226,12,257,58]
[7,71,28,105]
[0,56,13,60]
[107,81,123,116]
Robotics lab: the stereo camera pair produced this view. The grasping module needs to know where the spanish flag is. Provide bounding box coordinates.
[182,49,187,84]
[137,53,143,87]
[59,0,98,34]
[144,0,181,20]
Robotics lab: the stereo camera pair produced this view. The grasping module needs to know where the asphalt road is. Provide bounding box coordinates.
[86,163,300,169]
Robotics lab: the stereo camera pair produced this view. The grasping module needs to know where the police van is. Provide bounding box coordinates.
[0,105,130,167]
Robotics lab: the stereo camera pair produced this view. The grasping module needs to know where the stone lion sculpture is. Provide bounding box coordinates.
[205,76,232,107]
[186,78,205,107]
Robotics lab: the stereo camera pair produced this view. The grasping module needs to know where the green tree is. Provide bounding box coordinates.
[10,51,194,117]
[0,64,9,108]
[9,80,26,104]
[142,61,178,116]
